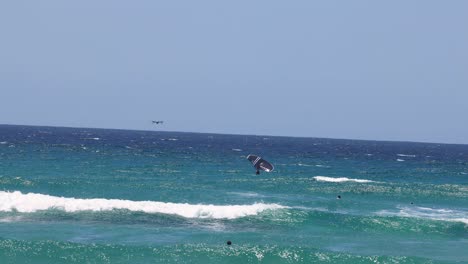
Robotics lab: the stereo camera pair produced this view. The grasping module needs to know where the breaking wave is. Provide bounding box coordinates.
[313,176,375,183]
[0,191,286,219]
[376,205,468,225]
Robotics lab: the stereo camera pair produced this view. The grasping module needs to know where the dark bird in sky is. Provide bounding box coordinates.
[152,121,164,124]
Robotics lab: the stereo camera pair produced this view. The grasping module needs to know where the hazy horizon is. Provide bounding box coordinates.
[3,122,467,146]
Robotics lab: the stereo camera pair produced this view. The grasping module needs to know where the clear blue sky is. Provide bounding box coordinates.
[1,1,467,144]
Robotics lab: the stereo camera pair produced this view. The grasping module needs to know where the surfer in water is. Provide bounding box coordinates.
[256,169,260,175]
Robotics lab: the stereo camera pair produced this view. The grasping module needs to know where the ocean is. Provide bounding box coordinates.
[0,124,467,263]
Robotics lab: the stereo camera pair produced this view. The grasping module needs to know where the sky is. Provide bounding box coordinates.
[1,1,467,144]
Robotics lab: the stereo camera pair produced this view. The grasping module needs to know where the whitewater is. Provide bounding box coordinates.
[1,125,467,263]
[0,191,285,219]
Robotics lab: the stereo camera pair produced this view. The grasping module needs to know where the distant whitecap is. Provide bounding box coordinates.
[315,165,331,168]
[313,176,375,183]
[376,205,468,225]
[397,154,416,157]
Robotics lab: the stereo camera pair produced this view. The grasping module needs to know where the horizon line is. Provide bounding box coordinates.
[1,123,466,147]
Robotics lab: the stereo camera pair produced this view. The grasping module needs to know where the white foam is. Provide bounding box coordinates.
[396,159,405,162]
[228,192,263,198]
[0,216,24,223]
[397,154,416,157]
[0,141,7,145]
[453,218,468,225]
[232,148,242,152]
[313,176,374,183]
[315,165,331,168]
[376,206,468,225]
[296,163,329,168]
[0,191,286,219]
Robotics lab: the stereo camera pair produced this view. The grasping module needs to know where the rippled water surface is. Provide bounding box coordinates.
[1,125,467,263]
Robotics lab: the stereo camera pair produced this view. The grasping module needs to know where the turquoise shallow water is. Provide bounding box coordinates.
[0,125,467,263]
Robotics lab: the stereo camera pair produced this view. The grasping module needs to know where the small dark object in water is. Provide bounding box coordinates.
[227,240,232,245]
[411,202,414,204]
[337,195,341,199]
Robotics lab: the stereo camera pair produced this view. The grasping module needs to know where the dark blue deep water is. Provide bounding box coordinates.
[1,125,467,263]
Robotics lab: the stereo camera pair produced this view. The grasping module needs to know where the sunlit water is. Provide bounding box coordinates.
[1,125,467,263]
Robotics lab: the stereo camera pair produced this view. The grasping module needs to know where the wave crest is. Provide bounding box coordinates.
[0,191,286,219]
[313,176,375,183]
[376,206,468,225]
